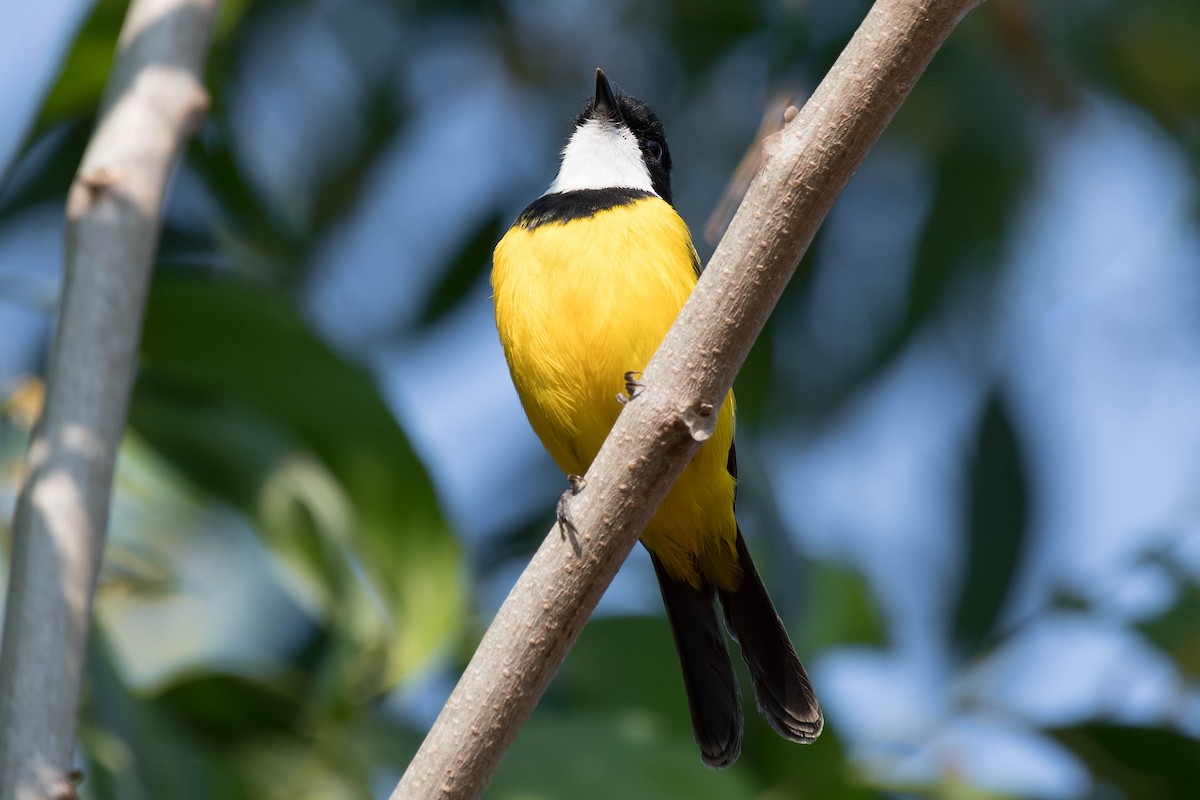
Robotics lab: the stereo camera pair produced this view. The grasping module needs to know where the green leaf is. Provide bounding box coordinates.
[232,738,376,800]
[950,395,1029,657]
[1137,577,1200,677]
[83,636,393,800]
[800,561,887,652]
[308,86,407,236]
[898,58,1028,338]
[731,318,776,426]
[150,673,304,745]
[746,723,888,800]
[491,711,760,800]
[553,613,879,797]
[416,212,505,329]
[154,670,391,800]
[81,631,254,800]
[1065,0,1200,174]
[0,120,92,218]
[553,615,693,734]
[130,274,466,694]
[184,129,309,282]
[35,0,129,128]
[35,0,254,131]
[1049,724,1200,800]
[801,27,1032,419]
[665,0,764,72]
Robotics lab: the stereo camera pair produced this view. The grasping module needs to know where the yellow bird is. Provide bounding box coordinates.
[492,69,822,767]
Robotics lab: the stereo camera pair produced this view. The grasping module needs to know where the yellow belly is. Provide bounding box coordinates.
[492,196,738,590]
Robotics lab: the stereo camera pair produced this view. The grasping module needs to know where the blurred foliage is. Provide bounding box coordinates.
[1136,560,1200,679]
[417,213,507,329]
[133,275,465,695]
[1047,725,1200,800]
[951,395,1028,658]
[2,0,1200,798]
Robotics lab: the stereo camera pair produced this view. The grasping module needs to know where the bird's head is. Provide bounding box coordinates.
[549,69,673,204]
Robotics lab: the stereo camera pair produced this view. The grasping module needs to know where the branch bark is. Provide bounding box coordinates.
[0,1,218,797]
[395,0,983,797]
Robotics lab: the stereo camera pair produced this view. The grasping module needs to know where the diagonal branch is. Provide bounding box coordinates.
[0,2,218,798]
[396,0,985,797]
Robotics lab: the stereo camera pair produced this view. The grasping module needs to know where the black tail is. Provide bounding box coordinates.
[718,529,823,743]
[650,554,742,768]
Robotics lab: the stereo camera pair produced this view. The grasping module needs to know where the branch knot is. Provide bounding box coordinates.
[682,400,717,442]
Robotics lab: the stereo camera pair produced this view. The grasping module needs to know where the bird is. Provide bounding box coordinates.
[491,68,822,767]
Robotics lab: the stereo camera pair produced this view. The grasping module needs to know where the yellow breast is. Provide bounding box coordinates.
[492,195,738,589]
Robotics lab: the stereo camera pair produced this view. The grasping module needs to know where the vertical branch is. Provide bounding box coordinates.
[393,0,985,798]
[0,1,219,797]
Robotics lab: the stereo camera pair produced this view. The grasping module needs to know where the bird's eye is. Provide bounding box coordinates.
[646,139,664,163]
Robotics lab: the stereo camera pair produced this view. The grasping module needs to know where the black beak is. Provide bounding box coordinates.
[594,68,618,120]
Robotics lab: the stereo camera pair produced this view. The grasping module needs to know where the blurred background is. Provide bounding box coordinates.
[2,0,1200,797]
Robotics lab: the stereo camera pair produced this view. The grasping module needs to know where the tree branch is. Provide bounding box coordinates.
[0,1,218,797]
[396,0,984,797]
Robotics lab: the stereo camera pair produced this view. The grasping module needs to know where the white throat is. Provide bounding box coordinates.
[548,118,656,196]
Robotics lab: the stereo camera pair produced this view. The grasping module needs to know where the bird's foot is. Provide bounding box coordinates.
[556,474,586,547]
[616,371,645,405]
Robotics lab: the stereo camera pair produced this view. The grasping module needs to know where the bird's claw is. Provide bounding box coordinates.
[616,371,645,405]
[556,474,586,544]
